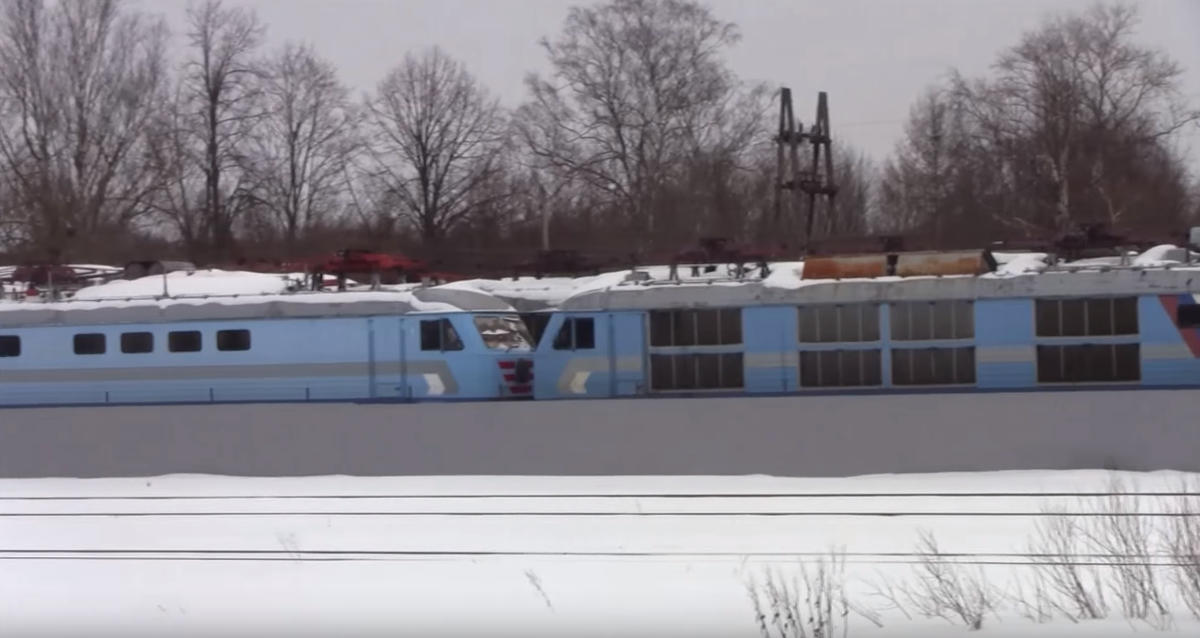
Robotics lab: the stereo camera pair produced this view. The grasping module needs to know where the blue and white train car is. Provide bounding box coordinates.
[530,248,1200,400]
[4,246,1200,479]
[0,286,536,407]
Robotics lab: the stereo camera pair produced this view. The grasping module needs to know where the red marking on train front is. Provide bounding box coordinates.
[498,359,534,396]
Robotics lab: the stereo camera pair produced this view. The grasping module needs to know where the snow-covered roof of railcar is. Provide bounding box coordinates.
[0,269,519,328]
[554,246,1200,311]
[5,246,1199,326]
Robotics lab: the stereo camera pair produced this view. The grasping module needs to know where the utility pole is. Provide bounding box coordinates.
[774,88,838,253]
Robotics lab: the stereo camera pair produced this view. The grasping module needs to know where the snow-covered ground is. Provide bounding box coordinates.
[2,470,1199,637]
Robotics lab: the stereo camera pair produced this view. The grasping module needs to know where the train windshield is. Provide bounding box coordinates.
[473,314,535,350]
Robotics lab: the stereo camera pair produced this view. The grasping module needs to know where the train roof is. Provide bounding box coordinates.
[0,270,516,328]
[2,245,1199,327]
[453,245,1200,311]
[555,250,1200,311]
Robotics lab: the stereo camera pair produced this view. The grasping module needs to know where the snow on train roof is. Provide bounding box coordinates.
[0,269,516,328]
[3,245,1199,326]
[551,245,1200,311]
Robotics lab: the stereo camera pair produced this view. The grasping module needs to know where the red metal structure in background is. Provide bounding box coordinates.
[224,249,462,289]
[295,249,430,290]
[667,237,788,280]
[1,263,120,299]
[4,264,111,287]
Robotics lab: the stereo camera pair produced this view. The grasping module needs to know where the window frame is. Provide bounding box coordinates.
[552,317,597,351]
[73,333,107,356]
[419,318,465,352]
[648,352,745,392]
[1177,303,1200,329]
[890,346,977,386]
[216,329,252,352]
[648,308,742,347]
[472,314,535,350]
[120,331,154,354]
[889,300,975,341]
[797,303,881,343]
[168,330,203,353]
[798,348,884,388]
[0,334,20,358]
[1034,297,1139,338]
[1035,343,1141,384]
[119,330,154,357]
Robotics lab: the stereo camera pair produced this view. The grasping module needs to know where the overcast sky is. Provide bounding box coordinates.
[148,0,1200,170]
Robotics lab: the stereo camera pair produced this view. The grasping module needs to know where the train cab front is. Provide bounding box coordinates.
[472,314,536,400]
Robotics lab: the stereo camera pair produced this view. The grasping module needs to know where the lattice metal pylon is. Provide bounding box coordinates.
[773,88,838,252]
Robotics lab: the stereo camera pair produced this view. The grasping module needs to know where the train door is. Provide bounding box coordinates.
[405,314,473,400]
[368,317,407,400]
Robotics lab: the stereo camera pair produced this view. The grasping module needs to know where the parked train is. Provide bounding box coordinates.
[2,241,1200,409]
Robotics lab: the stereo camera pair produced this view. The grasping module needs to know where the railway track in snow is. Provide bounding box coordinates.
[0,490,1194,518]
[4,490,1195,566]
[0,549,1193,567]
[3,489,1194,500]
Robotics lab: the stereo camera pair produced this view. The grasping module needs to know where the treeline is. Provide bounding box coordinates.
[0,0,1196,266]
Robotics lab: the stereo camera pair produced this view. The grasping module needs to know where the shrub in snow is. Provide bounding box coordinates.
[1164,477,1200,620]
[1082,475,1171,629]
[748,548,880,638]
[895,529,1001,631]
[1024,503,1110,622]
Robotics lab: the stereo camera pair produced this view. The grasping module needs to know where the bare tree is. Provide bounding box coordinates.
[950,0,1197,232]
[517,0,763,250]
[877,87,974,238]
[362,46,508,244]
[824,142,875,237]
[247,41,357,254]
[143,80,207,254]
[172,0,266,258]
[0,0,168,259]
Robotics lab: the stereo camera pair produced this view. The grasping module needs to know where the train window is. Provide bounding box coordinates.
[1178,304,1200,328]
[473,315,534,350]
[649,353,743,391]
[1036,343,1140,384]
[553,318,596,351]
[648,309,742,347]
[73,333,106,355]
[890,301,974,341]
[798,304,880,343]
[892,347,976,386]
[1035,298,1138,337]
[169,331,203,353]
[0,335,20,358]
[216,329,251,352]
[120,332,154,354]
[799,349,883,388]
[419,318,464,352]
